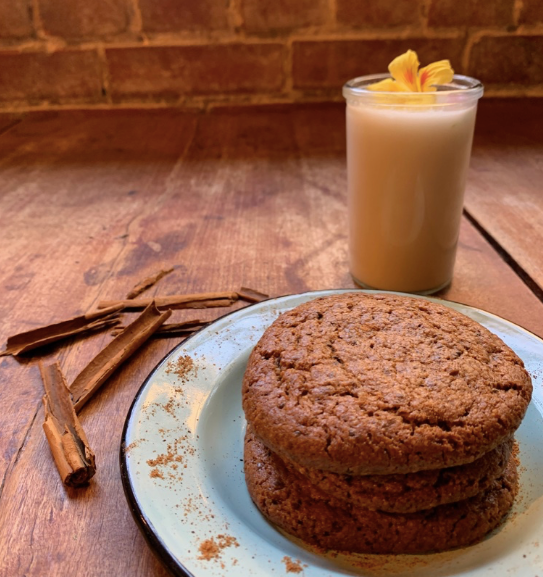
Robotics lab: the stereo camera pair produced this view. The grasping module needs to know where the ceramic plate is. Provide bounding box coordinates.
[121,289,543,577]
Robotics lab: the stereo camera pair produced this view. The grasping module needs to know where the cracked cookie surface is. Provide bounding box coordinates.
[242,293,532,475]
[244,428,519,555]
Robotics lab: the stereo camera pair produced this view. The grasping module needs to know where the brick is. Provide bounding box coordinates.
[468,35,543,86]
[519,0,543,25]
[0,0,33,40]
[241,0,328,32]
[40,0,132,39]
[139,0,229,33]
[106,44,285,101]
[292,38,465,90]
[427,0,515,28]
[0,50,103,104]
[336,0,423,28]
[292,103,346,153]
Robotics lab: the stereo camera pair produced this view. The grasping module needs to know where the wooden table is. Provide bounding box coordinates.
[0,99,542,576]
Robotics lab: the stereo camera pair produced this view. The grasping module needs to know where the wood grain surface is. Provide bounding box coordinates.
[0,101,541,577]
[464,99,543,293]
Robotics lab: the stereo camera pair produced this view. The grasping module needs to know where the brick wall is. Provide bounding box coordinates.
[0,0,542,110]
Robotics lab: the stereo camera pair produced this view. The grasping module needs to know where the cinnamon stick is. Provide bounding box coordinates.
[153,319,208,337]
[40,361,96,487]
[237,287,269,303]
[0,305,124,357]
[97,292,239,311]
[112,318,207,337]
[70,302,171,412]
[126,267,174,299]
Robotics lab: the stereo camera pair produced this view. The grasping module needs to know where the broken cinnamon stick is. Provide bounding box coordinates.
[70,302,171,412]
[0,305,124,357]
[237,287,269,303]
[113,318,207,337]
[40,361,96,487]
[97,292,239,311]
[153,319,208,337]
[126,267,174,299]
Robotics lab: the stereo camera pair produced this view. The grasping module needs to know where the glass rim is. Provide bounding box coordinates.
[343,73,484,102]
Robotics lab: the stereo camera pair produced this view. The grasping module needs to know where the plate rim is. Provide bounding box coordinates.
[119,288,543,576]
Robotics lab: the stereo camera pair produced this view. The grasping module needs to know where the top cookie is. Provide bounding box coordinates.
[242,292,532,475]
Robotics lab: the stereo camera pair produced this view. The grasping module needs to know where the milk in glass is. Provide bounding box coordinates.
[343,75,483,294]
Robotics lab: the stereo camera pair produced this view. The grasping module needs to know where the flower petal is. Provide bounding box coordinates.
[388,50,421,91]
[419,60,454,92]
[367,78,409,92]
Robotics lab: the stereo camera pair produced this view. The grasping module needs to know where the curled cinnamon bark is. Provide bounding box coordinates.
[0,305,123,357]
[126,267,174,299]
[70,302,171,411]
[237,287,269,303]
[97,292,238,311]
[40,362,96,487]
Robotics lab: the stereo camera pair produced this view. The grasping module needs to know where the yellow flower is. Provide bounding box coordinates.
[369,50,454,92]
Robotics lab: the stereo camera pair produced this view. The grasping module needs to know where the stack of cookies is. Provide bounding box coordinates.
[242,293,532,554]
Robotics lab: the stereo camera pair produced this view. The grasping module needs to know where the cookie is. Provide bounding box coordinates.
[244,429,519,555]
[282,436,513,513]
[242,292,532,475]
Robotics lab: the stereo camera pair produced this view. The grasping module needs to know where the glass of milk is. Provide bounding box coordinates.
[343,74,483,294]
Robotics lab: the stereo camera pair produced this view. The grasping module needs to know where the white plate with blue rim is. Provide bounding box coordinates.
[120,289,543,577]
